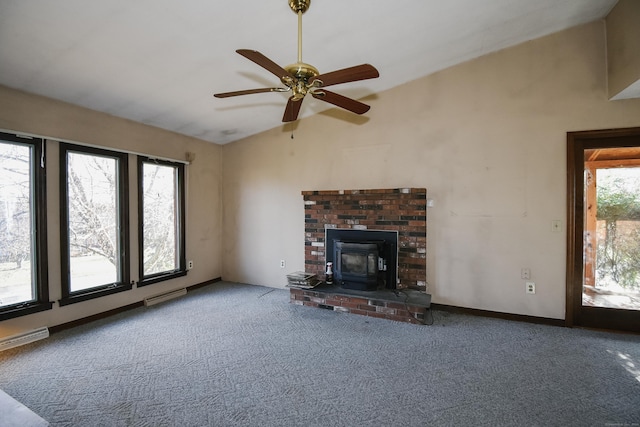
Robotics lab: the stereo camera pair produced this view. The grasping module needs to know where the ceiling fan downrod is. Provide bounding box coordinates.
[297,9,303,63]
[284,0,319,100]
[288,0,310,63]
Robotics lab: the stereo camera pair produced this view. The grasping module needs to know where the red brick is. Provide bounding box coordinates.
[394,309,411,318]
[325,299,342,306]
[339,301,362,309]
[386,302,407,310]
[303,188,427,291]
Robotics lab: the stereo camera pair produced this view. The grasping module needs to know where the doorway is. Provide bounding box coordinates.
[567,127,640,332]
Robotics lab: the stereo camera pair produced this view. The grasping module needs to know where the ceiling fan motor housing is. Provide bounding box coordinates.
[284,63,319,82]
[289,0,310,14]
[283,62,320,100]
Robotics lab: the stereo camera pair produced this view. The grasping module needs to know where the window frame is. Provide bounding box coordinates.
[0,132,51,320]
[566,127,640,332]
[59,143,131,306]
[137,156,187,287]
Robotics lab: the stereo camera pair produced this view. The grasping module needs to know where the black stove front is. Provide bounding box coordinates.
[326,229,398,291]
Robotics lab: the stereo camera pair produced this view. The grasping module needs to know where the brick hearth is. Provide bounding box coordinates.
[290,285,431,325]
[302,188,427,290]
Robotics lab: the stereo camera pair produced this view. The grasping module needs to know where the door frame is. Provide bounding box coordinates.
[566,127,640,332]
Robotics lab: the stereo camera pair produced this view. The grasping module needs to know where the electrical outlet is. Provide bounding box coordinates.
[280,259,286,269]
[526,282,536,294]
[187,260,194,270]
[521,268,531,280]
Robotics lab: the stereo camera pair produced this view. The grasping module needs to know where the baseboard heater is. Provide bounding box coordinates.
[144,288,187,307]
[0,327,49,352]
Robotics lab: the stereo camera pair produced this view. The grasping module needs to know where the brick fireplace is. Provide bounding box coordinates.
[302,188,427,290]
[295,188,429,324]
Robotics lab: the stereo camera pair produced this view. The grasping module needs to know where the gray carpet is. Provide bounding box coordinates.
[0,388,49,426]
[0,282,639,426]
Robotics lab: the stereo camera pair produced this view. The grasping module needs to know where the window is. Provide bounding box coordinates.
[59,144,130,305]
[137,157,186,286]
[0,132,51,320]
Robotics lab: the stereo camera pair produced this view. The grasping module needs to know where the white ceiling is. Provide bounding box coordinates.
[0,0,618,145]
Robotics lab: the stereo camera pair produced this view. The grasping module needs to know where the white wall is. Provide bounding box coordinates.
[0,87,223,339]
[221,21,640,320]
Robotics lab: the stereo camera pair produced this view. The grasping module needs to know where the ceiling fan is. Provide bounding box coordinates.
[213,0,379,123]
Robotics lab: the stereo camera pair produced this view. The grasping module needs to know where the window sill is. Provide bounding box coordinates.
[0,301,53,321]
[59,283,133,307]
[137,270,187,288]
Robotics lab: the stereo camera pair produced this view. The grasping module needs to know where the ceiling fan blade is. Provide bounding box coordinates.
[310,64,379,88]
[282,96,303,122]
[311,90,371,115]
[213,87,289,98]
[236,49,295,82]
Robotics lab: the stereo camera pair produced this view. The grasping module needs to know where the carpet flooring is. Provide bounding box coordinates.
[0,388,49,426]
[0,281,639,426]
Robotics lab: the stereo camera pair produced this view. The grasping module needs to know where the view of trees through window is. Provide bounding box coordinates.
[0,141,35,307]
[65,151,119,292]
[1,137,186,317]
[141,162,180,277]
[595,167,640,295]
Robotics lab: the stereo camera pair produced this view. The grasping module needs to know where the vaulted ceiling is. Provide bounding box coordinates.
[0,0,619,144]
